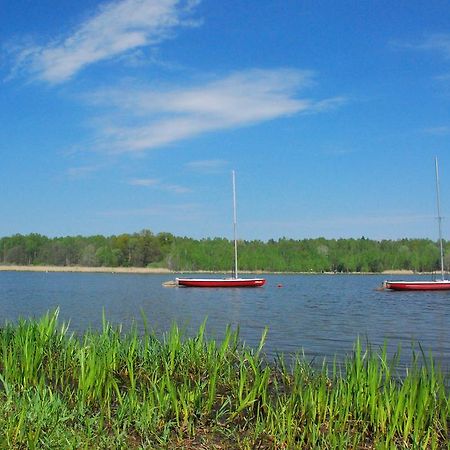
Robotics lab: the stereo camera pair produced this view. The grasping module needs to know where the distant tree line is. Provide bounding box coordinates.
[0,231,448,273]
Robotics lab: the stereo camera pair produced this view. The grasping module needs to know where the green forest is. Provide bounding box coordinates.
[0,231,449,273]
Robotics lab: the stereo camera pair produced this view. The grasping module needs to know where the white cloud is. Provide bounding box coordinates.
[415,34,450,59]
[67,165,102,178]
[87,69,344,153]
[423,125,450,136]
[163,184,191,194]
[185,159,228,172]
[128,178,160,186]
[11,0,199,83]
[128,178,191,193]
[394,33,450,61]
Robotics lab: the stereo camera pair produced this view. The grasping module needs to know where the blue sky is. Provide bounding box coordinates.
[1,0,450,240]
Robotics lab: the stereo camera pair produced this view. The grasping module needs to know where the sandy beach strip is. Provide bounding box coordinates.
[380,269,415,275]
[0,266,417,275]
[0,265,172,274]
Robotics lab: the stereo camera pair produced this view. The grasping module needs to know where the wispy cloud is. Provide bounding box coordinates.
[392,33,450,93]
[128,178,191,193]
[423,125,450,136]
[128,178,160,187]
[86,69,345,153]
[67,164,103,179]
[393,33,450,58]
[9,0,200,83]
[163,184,191,194]
[185,159,228,173]
[412,34,450,59]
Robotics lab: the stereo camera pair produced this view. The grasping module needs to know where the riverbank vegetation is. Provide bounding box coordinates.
[0,311,448,448]
[1,231,449,273]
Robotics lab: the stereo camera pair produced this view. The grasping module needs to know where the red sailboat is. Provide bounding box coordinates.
[176,171,266,288]
[176,277,266,288]
[384,157,450,291]
[383,279,450,291]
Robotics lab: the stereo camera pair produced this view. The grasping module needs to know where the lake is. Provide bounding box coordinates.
[1,271,449,371]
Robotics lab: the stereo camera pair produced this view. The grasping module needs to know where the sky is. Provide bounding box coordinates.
[1,0,450,241]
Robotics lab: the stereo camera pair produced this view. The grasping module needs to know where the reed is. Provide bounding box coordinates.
[0,309,448,449]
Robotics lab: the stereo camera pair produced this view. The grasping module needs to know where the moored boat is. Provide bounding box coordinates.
[383,279,450,291]
[176,277,266,288]
[383,157,449,291]
[171,171,266,288]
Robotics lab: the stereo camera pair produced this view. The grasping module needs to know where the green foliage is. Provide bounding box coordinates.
[0,232,447,272]
[0,231,169,269]
[0,312,448,448]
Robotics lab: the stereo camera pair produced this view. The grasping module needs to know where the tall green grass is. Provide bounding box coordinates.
[0,309,448,449]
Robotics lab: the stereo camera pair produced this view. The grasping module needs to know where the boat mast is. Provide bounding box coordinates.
[435,156,445,280]
[232,170,238,279]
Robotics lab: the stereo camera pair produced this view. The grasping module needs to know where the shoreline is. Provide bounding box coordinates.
[0,265,172,274]
[0,265,417,275]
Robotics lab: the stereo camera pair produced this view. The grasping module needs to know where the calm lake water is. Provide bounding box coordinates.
[1,272,449,371]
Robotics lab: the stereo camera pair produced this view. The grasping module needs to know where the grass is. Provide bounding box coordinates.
[0,309,448,449]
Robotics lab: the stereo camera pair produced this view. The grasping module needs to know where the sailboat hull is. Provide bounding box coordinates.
[176,278,266,288]
[384,280,450,291]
